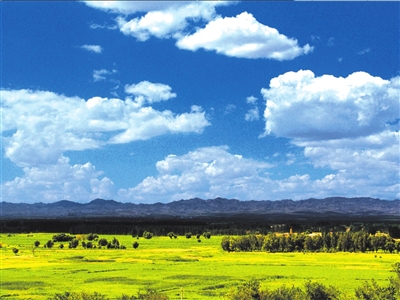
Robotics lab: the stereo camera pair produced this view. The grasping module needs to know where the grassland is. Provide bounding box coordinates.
[1,233,399,299]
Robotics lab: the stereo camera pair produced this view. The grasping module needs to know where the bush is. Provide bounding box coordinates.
[143,231,153,239]
[133,241,139,249]
[304,281,341,300]
[87,233,99,241]
[355,279,398,300]
[46,240,54,249]
[185,232,192,239]
[68,239,79,249]
[52,233,75,242]
[98,238,108,247]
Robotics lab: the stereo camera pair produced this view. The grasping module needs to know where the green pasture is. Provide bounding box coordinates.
[1,233,399,299]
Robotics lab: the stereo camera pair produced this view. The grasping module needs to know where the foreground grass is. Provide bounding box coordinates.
[1,233,399,299]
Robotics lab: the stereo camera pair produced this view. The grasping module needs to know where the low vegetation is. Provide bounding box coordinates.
[1,229,399,299]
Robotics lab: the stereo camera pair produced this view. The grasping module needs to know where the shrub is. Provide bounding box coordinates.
[87,233,99,241]
[52,233,75,242]
[305,281,341,300]
[12,247,19,255]
[34,240,40,247]
[133,241,139,249]
[98,238,108,247]
[46,240,54,249]
[203,232,212,239]
[355,278,398,300]
[185,232,192,239]
[143,231,153,239]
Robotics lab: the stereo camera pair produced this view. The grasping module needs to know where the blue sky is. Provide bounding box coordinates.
[1,1,399,204]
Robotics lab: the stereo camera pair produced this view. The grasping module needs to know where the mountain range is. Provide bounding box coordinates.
[1,197,399,219]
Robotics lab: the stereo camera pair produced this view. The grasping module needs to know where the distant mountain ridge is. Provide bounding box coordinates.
[1,197,399,219]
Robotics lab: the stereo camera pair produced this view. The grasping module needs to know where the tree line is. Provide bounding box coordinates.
[221,231,399,253]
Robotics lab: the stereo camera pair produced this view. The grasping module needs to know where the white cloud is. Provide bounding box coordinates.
[84,2,188,15]
[118,146,275,203]
[2,156,115,203]
[125,81,176,103]
[257,70,400,200]
[115,2,224,41]
[261,70,400,140]
[119,142,399,203]
[86,2,310,62]
[176,12,313,60]
[93,69,117,82]
[81,44,103,53]
[1,86,210,167]
[245,95,259,121]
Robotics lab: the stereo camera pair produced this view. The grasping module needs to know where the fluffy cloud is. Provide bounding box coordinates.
[125,81,176,103]
[119,146,275,202]
[86,2,310,61]
[2,156,115,203]
[119,142,399,203]
[115,2,224,41]
[259,70,400,199]
[81,44,103,53]
[176,12,313,60]
[262,70,399,140]
[1,84,209,166]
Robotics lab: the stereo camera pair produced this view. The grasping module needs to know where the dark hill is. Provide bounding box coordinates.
[1,197,399,219]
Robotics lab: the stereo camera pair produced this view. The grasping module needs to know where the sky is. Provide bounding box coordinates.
[1,1,399,204]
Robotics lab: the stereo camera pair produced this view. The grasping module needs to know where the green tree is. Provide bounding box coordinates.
[46,240,54,249]
[304,281,341,300]
[355,278,398,300]
[185,232,192,239]
[133,241,139,249]
[143,231,153,239]
[34,240,40,247]
[98,238,108,247]
[12,247,19,255]
[224,280,265,300]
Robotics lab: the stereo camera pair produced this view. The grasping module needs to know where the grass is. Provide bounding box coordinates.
[1,233,399,299]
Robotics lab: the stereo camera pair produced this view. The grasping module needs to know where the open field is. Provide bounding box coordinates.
[1,233,399,299]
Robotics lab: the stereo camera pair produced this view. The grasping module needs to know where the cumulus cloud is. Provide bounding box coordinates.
[86,2,310,61]
[81,44,103,53]
[1,85,209,167]
[118,146,275,203]
[115,2,224,41]
[258,70,400,200]
[2,156,115,203]
[261,70,400,140]
[119,141,399,203]
[125,81,176,103]
[176,12,313,60]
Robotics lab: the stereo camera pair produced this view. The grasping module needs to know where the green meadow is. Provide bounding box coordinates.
[1,233,398,299]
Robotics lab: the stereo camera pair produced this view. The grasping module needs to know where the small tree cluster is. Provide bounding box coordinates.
[203,232,212,239]
[167,232,177,239]
[87,233,99,241]
[52,233,75,242]
[185,232,192,239]
[143,231,153,239]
